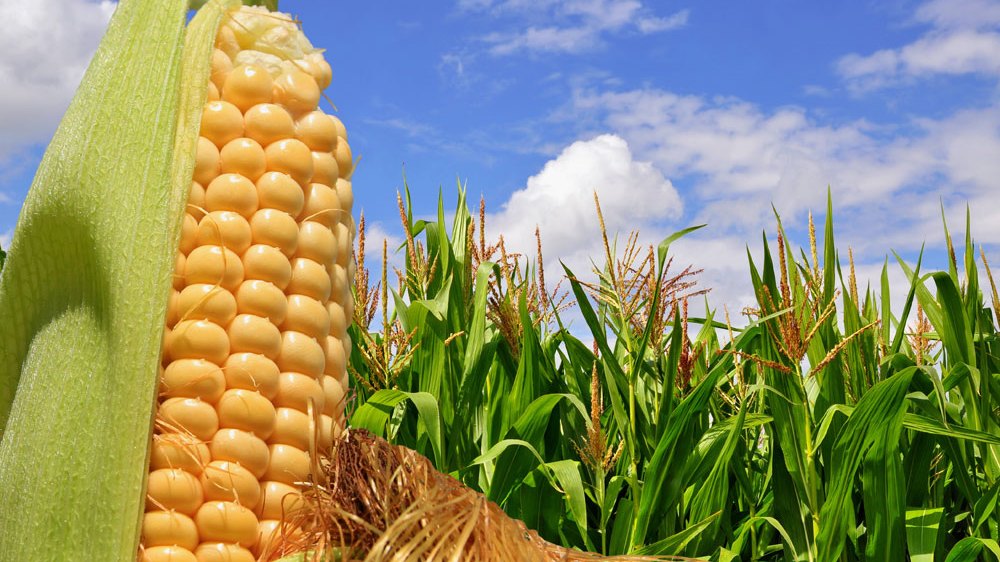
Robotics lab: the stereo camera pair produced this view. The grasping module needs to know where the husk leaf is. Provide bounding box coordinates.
[0,0,235,559]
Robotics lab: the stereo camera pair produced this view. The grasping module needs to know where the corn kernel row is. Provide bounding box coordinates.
[140,9,353,562]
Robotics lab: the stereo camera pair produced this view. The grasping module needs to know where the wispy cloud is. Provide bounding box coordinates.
[458,0,688,56]
[364,115,502,166]
[837,0,1000,92]
[363,117,438,138]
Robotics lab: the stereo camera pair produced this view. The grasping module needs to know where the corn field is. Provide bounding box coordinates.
[346,186,1000,561]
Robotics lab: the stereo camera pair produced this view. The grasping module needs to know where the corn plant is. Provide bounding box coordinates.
[348,186,1000,561]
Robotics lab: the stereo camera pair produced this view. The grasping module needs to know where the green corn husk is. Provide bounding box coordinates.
[0,1,236,559]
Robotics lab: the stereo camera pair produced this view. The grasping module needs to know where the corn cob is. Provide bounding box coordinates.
[141,6,353,562]
[0,1,353,561]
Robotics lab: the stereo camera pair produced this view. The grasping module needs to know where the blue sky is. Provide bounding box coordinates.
[3,0,999,310]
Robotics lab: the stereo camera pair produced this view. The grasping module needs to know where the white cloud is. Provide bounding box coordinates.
[460,0,688,56]
[485,26,596,55]
[480,82,1000,311]
[0,0,115,159]
[486,134,681,278]
[914,0,1000,30]
[837,0,1000,91]
[584,87,1000,249]
[636,9,689,34]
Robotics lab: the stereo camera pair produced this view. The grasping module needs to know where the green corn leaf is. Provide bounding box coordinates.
[631,351,730,549]
[0,1,235,560]
[632,511,721,555]
[906,508,944,562]
[350,389,444,466]
[485,393,586,506]
[945,537,1000,562]
[816,367,916,562]
[544,459,590,546]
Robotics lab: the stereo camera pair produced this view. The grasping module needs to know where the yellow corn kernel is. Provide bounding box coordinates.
[295,220,337,264]
[204,173,259,217]
[201,460,261,506]
[194,137,221,187]
[146,468,204,516]
[194,211,253,254]
[142,511,199,551]
[158,397,220,442]
[189,181,208,218]
[142,545,198,562]
[219,137,267,180]
[255,171,304,216]
[183,246,245,291]
[201,100,243,147]
[334,136,353,178]
[300,182,341,227]
[244,103,295,147]
[166,320,231,365]
[194,542,256,562]
[274,372,325,413]
[175,284,238,327]
[296,111,338,152]
[160,359,226,403]
[234,280,288,325]
[322,374,347,418]
[276,330,326,377]
[149,433,211,475]
[282,294,330,339]
[194,502,259,547]
[222,353,281,399]
[310,151,340,186]
[329,114,348,141]
[256,480,302,520]
[208,429,270,478]
[222,64,273,112]
[273,70,320,116]
[264,444,310,485]
[328,301,347,337]
[270,407,311,450]
[249,208,299,256]
[242,244,293,289]
[227,313,282,359]
[216,388,277,439]
[287,258,332,301]
[264,138,314,185]
[210,49,233,90]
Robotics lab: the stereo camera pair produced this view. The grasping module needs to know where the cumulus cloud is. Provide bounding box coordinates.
[0,0,115,159]
[837,0,1000,91]
[485,134,681,280]
[459,0,688,56]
